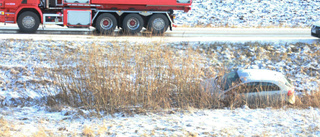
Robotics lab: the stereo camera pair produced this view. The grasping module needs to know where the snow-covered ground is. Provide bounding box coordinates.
[1,34,320,136]
[1,0,320,136]
[0,39,319,104]
[176,0,320,28]
[1,106,319,136]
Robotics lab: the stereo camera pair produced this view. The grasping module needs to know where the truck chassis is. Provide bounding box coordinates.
[0,0,192,34]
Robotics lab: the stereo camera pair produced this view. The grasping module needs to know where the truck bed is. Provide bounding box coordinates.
[91,0,191,5]
[90,0,192,11]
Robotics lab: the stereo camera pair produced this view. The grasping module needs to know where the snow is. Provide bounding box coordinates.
[1,0,320,136]
[0,39,319,135]
[176,0,320,28]
[1,106,319,136]
[14,39,318,98]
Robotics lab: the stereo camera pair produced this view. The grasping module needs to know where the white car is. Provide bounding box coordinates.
[202,69,295,105]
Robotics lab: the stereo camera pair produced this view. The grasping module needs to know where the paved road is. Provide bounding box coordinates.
[0,24,318,43]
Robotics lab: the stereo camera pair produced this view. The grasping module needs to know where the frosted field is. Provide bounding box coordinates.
[1,0,320,136]
[176,0,320,28]
[0,40,319,103]
[0,39,320,136]
[1,106,319,136]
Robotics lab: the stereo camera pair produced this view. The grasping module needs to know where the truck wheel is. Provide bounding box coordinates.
[122,14,144,34]
[95,13,117,34]
[147,14,169,35]
[17,11,40,33]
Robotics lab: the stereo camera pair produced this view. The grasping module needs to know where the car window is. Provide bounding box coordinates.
[234,82,280,93]
[221,71,241,91]
[258,82,280,91]
[242,82,259,93]
[284,77,293,87]
[226,82,257,94]
[244,82,260,93]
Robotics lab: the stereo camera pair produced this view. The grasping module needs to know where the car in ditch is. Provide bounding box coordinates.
[311,22,320,38]
[201,69,295,106]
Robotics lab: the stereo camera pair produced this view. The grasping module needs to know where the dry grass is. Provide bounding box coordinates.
[0,117,11,137]
[42,41,320,114]
[32,128,54,137]
[45,42,220,114]
[82,126,95,137]
[5,40,320,136]
[294,91,320,108]
[223,93,290,109]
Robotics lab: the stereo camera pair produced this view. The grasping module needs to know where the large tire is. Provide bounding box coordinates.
[147,14,169,35]
[17,11,40,33]
[95,13,117,34]
[122,14,144,34]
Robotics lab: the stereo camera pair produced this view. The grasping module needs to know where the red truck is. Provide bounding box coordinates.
[0,0,192,34]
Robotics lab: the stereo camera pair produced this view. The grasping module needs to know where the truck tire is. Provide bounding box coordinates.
[122,14,144,34]
[147,14,169,35]
[95,13,117,34]
[17,11,40,33]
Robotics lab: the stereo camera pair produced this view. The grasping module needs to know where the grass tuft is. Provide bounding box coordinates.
[82,126,95,137]
[0,117,10,137]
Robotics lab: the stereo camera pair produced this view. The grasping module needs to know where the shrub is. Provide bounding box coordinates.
[47,42,220,114]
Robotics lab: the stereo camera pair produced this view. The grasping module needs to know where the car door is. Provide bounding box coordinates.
[222,83,250,106]
[239,82,260,102]
[224,83,252,102]
[227,81,284,106]
[243,82,282,105]
[258,82,282,103]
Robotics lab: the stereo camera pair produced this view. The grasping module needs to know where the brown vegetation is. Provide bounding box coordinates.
[45,43,221,114]
[43,42,320,114]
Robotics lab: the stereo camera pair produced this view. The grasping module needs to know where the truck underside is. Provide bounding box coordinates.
[0,0,192,34]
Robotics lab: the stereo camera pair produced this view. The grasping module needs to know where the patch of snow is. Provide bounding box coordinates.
[176,0,320,28]
[0,106,319,136]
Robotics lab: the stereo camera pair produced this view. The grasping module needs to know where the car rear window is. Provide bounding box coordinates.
[285,77,293,86]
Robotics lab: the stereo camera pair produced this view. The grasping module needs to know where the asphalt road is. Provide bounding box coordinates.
[0,24,318,43]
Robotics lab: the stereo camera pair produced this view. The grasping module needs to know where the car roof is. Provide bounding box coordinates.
[237,69,287,84]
